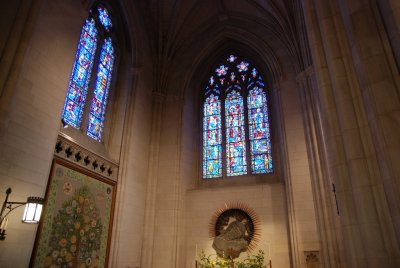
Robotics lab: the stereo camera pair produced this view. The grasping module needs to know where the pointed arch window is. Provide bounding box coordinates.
[225,89,247,176]
[62,18,98,128]
[61,5,116,142]
[87,38,115,140]
[202,54,273,179]
[203,95,222,178]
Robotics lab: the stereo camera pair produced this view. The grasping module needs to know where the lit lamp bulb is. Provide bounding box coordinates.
[22,197,44,223]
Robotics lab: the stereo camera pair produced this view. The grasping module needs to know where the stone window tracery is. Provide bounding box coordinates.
[62,5,116,142]
[202,54,273,178]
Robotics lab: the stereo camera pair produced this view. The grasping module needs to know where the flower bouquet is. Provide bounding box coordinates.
[197,250,267,268]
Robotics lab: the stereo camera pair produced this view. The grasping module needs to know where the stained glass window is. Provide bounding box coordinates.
[202,54,273,178]
[98,7,112,30]
[87,38,115,141]
[62,18,98,128]
[203,95,222,178]
[62,6,116,142]
[225,91,247,176]
[248,87,273,173]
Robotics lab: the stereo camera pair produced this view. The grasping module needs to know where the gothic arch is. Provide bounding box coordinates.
[180,39,284,188]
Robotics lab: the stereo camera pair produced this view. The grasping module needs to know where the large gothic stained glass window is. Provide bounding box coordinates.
[202,54,273,178]
[62,6,115,142]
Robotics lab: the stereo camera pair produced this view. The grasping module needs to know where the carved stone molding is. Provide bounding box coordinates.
[54,134,118,181]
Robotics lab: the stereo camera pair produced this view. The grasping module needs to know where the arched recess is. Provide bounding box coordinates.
[56,1,153,267]
[59,0,135,161]
[180,37,285,189]
[177,28,318,268]
[174,35,296,268]
[141,9,319,268]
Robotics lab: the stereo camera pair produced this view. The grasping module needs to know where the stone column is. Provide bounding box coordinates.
[297,66,342,268]
[109,66,149,268]
[301,1,352,266]
[338,0,400,260]
[302,0,399,266]
[140,91,165,268]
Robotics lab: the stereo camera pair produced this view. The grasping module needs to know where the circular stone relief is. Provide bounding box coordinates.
[209,203,260,259]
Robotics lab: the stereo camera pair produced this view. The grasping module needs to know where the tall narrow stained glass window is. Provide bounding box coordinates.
[225,90,247,176]
[61,6,116,142]
[203,95,222,178]
[87,38,115,140]
[62,19,98,128]
[248,87,273,173]
[202,54,273,178]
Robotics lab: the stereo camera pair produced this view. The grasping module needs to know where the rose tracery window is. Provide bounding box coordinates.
[202,54,273,179]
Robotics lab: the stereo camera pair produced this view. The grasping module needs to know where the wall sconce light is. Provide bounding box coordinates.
[61,119,69,128]
[0,188,44,241]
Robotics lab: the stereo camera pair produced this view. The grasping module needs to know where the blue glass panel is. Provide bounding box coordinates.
[251,139,268,154]
[216,65,228,76]
[251,68,257,78]
[225,91,247,176]
[237,61,249,72]
[227,55,237,62]
[203,95,222,178]
[209,76,215,85]
[247,87,273,173]
[230,72,235,82]
[98,7,112,30]
[62,19,98,128]
[87,38,115,141]
[252,154,272,173]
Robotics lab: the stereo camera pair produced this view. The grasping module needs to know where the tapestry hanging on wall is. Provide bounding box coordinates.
[30,158,116,268]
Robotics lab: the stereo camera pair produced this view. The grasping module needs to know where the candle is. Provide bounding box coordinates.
[195,244,198,261]
[0,218,8,231]
[268,243,271,260]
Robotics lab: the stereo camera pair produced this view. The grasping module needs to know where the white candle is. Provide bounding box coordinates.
[268,244,271,260]
[0,218,8,231]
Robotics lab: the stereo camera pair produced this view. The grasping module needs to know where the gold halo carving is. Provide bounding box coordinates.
[209,202,261,252]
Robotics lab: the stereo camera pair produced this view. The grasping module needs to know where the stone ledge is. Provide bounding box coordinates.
[54,134,118,181]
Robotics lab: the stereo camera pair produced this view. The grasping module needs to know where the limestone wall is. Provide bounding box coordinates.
[0,1,151,267]
[0,1,85,266]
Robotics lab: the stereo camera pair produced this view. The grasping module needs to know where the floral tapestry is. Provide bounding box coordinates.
[31,158,116,268]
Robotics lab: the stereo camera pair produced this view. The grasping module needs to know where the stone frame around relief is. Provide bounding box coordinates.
[29,157,116,268]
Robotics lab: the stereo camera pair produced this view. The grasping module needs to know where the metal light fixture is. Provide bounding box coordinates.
[0,188,44,241]
[61,118,69,128]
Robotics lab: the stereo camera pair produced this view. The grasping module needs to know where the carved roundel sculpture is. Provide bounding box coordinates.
[209,203,260,259]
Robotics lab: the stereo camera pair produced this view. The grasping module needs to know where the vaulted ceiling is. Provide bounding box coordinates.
[121,0,311,94]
